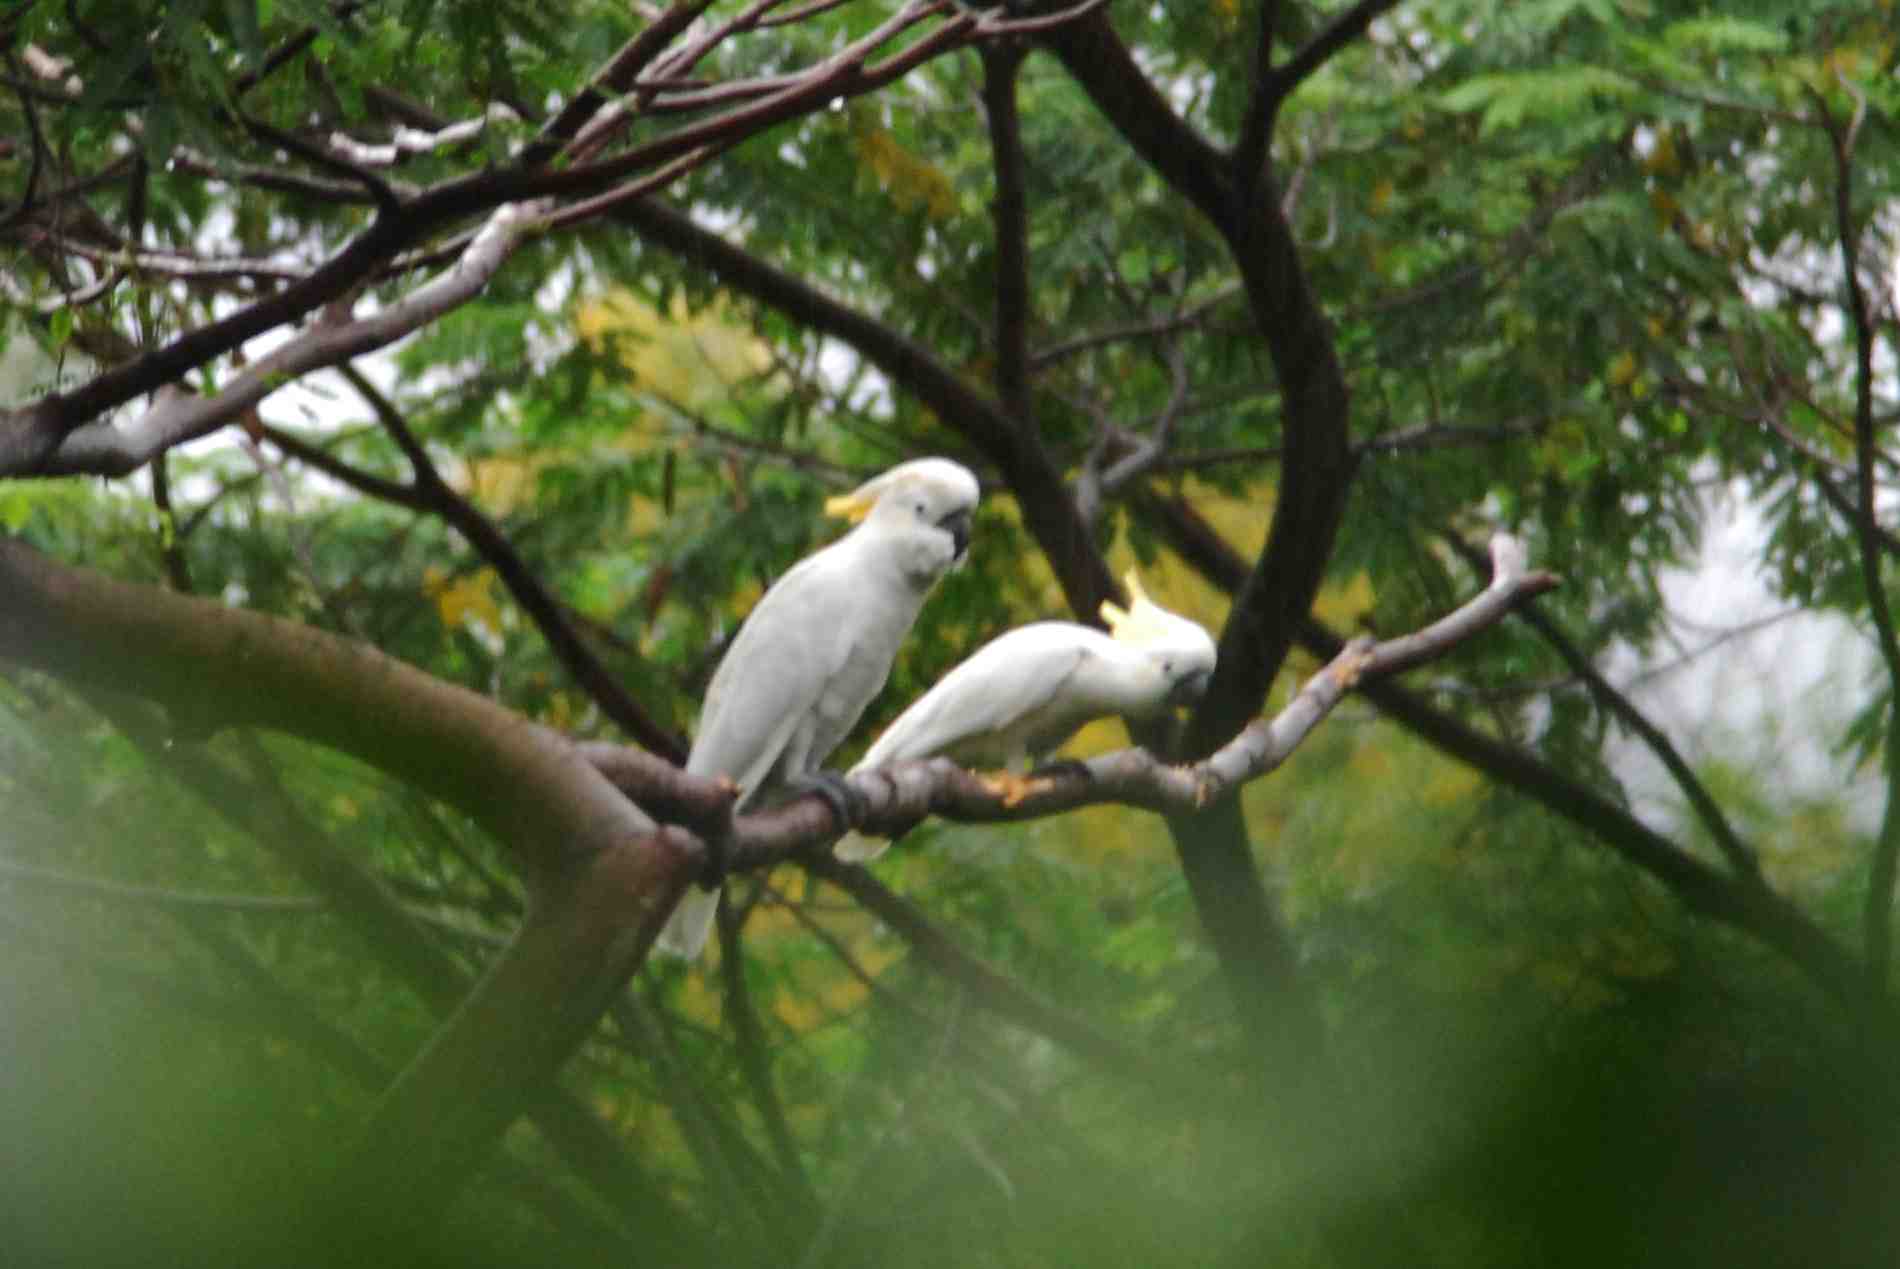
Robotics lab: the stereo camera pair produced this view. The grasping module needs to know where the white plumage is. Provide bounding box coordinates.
[656,458,981,958]
[835,571,1217,863]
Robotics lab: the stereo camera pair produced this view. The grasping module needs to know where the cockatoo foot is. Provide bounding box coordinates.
[787,770,867,833]
[978,770,1052,808]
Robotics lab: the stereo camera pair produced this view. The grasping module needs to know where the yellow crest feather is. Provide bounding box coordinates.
[1100,571,1178,649]
[824,491,874,522]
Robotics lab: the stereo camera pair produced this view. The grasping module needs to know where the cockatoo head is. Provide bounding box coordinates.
[826,457,980,584]
[1099,571,1218,705]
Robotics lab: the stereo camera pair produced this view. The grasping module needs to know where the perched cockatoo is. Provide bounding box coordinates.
[655,457,981,958]
[835,570,1217,863]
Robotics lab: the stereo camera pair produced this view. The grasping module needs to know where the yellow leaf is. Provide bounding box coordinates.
[1640,128,1679,177]
[1369,178,1394,216]
[850,125,958,220]
[1312,569,1374,628]
[464,455,538,515]
[576,290,774,414]
[1606,350,1638,388]
[772,990,824,1034]
[424,566,504,633]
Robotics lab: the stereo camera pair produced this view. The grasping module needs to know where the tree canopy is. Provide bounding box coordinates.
[2,1,1898,1265]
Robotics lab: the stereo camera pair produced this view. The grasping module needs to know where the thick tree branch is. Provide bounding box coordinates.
[330,840,691,1246]
[1039,12,1231,228]
[0,538,658,890]
[980,42,1033,424]
[83,693,704,1254]
[1043,9,1359,1060]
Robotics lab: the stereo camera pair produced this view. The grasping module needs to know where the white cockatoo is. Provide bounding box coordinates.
[656,457,981,958]
[835,570,1218,863]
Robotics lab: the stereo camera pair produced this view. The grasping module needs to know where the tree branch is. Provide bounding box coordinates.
[1231,0,1284,201]
[980,42,1033,425]
[82,692,704,1254]
[24,199,549,478]
[1436,530,1762,884]
[5,0,1073,477]
[333,365,690,760]
[0,538,657,887]
[1257,0,1401,143]
[1817,81,1900,988]
[1132,488,1877,1011]
[716,892,820,1222]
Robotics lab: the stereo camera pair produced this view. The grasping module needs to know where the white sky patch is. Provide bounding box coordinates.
[1603,484,1884,840]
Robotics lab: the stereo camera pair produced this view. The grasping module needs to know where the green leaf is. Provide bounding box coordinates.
[1663,16,1790,55]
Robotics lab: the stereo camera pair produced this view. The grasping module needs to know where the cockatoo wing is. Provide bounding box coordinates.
[835,625,1104,864]
[657,555,847,959]
[655,887,723,960]
[854,624,1101,771]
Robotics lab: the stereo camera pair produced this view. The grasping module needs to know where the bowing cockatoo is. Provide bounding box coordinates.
[835,571,1217,862]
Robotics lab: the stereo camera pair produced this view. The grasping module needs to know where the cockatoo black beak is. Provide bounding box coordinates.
[943,510,973,562]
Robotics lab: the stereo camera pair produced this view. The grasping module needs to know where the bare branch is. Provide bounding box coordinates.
[237,110,400,211]
[1030,284,1242,369]
[327,103,519,168]
[579,542,1556,860]
[331,365,690,761]
[5,0,1071,477]
[1438,530,1761,883]
[1133,488,1876,1010]
[518,0,717,168]
[27,199,550,478]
